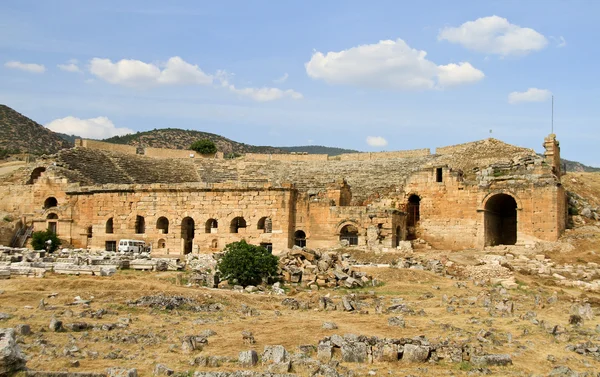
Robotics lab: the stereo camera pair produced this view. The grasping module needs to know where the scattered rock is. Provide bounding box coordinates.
[238,350,258,367]
[0,328,27,374]
[322,322,338,330]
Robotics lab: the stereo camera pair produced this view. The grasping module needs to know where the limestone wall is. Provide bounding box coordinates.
[144,147,224,159]
[75,139,137,155]
[336,149,431,161]
[244,153,328,161]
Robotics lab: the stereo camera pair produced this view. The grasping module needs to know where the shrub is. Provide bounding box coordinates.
[31,230,61,252]
[190,139,217,155]
[217,240,279,286]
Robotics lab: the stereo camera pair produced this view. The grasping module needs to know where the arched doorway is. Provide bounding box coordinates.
[135,215,145,234]
[294,230,306,248]
[340,224,359,246]
[181,217,195,254]
[230,217,246,233]
[106,218,114,234]
[205,218,218,233]
[406,194,420,240]
[47,213,58,234]
[484,194,518,246]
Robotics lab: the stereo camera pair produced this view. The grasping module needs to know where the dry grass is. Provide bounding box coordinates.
[2,265,600,376]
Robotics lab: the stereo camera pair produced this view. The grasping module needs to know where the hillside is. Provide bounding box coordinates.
[278,145,359,155]
[562,157,600,173]
[0,105,72,155]
[102,128,284,155]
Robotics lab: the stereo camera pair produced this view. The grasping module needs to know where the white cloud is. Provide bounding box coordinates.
[366,136,388,147]
[508,88,552,104]
[437,62,485,87]
[58,59,82,73]
[305,39,483,90]
[217,71,302,102]
[4,61,46,73]
[89,56,212,87]
[46,116,134,139]
[274,73,289,83]
[438,15,548,56]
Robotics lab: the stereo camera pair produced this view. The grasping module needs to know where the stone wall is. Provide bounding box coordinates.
[75,139,137,155]
[144,147,224,160]
[244,153,329,161]
[336,149,431,161]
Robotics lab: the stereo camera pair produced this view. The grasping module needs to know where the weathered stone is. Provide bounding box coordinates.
[372,343,399,362]
[238,350,258,367]
[402,344,430,363]
[387,316,405,327]
[181,335,207,353]
[262,345,289,364]
[341,341,368,363]
[0,328,27,374]
[14,324,31,336]
[49,317,63,332]
[153,363,174,376]
[106,367,138,377]
[317,342,333,363]
[322,322,338,330]
[471,354,512,367]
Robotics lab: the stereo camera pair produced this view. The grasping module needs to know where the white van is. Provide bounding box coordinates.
[118,239,147,253]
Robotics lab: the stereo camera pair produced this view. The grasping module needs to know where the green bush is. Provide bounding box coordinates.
[31,230,61,252]
[217,240,279,286]
[190,139,217,155]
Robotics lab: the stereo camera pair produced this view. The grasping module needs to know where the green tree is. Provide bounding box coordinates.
[190,139,217,154]
[31,230,61,253]
[217,240,279,286]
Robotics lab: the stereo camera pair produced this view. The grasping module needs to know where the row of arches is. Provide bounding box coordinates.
[104,215,273,235]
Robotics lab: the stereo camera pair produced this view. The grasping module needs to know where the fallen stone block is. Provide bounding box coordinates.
[0,328,27,375]
[471,354,512,367]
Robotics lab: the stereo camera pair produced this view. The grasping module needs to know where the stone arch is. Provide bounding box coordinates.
[106,218,114,234]
[27,167,45,184]
[257,217,272,233]
[156,216,169,234]
[157,238,166,249]
[211,239,218,249]
[484,193,518,246]
[406,194,421,240]
[340,224,359,246]
[205,218,218,233]
[43,197,58,209]
[230,217,246,233]
[181,217,195,254]
[46,213,58,220]
[294,230,306,248]
[135,215,145,234]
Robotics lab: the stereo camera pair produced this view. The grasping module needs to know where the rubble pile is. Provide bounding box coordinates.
[0,246,184,278]
[277,248,375,288]
[127,294,223,312]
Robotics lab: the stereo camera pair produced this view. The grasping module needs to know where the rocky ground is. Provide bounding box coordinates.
[3,231,600,376]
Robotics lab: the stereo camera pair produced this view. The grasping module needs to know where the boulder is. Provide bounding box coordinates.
[402,344,430,363]
[153,363,174,376]
[0,328,27,374]
[387,316,405,327]
[341,341,368,363]
[262,345,289,364]
[238,350,258,367]
[107,367,138,377]
[471,354,512,367]
[49,317,63,332]
[322,322,338,330]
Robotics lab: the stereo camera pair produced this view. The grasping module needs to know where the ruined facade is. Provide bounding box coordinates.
[0,134,567,254]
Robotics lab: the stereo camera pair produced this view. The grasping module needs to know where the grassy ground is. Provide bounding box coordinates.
[2,260,600,376]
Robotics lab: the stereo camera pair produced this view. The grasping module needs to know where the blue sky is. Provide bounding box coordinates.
[1,0,599,166]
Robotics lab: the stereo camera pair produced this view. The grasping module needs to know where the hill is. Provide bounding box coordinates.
[0,105,72,155]
[278,145,359,155]
[102,128,285,155]
[562,157,600,173]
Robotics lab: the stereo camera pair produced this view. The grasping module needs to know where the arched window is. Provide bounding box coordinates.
[211,239,218,249]
[340,224,359,246]
[294,230,306,248]
[47,213,58,220]
[257,217,272,233]
[205,218,218,233]
[27,167,46,185]
[43,197,58,209]
[156,217,169,234]
[157,239,166,249]
[135,215,145,234]
[230,217,246,233]
[106,218,114,234]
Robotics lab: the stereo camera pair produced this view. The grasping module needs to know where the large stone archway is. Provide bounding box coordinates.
[484,193,518,246]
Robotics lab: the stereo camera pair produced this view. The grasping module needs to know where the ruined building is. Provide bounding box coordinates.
[0,134,567,254]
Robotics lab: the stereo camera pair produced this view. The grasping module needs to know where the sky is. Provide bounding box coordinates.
[1,0,599,166]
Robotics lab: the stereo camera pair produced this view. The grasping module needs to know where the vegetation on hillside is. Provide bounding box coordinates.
[278,145,359,156]
[190,139,217,154]
[0,105,72,155]
[102,128,284,155]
